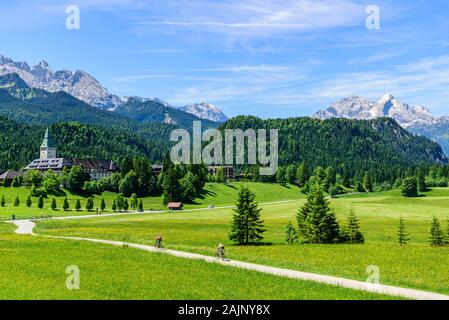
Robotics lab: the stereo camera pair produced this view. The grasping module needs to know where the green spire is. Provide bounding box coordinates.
[40,128,53,148]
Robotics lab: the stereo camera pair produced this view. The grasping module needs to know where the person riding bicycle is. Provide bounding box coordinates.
[155,234,162,248]
[216,243,225,260]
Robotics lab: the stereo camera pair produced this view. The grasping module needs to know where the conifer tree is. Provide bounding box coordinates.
[63,197,70,211]
[115,194,124,212]
[26,195,32,208]
[397,215,410,246]
[130,193,138,209]
[285,221,299,245]
[12,177,19,187]
[13,196,20,207]
[229,187,265,245]
[51,198,57,210]
[297,183,340,243]
[75,199,81,211]
[138,199,144,211]
[100,198,106,212]
[123,199,129,211]
[296,163,309,187]
[417,169,428,192]
[38,196,44,209]
[342,210,365,244]
[1,195,5,207]
[85,197,94,211]
[112,199,117,212]
[430,216,445,247]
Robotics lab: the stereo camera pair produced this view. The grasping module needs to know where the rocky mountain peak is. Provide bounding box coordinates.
[178,102,228,122]
[314,93,443,128]
[0,54,121,109]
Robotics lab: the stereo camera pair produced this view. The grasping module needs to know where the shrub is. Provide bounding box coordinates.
[401,177,418,197]
[26,196,32,208]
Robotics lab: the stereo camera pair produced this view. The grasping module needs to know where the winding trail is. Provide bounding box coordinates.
[8,218,449,300]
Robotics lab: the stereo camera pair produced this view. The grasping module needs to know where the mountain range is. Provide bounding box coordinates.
[0,54,228,123]
[0,53,447,169]
[313,93,449,155]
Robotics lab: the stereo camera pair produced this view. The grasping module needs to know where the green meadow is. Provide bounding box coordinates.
[36,186,449,296]
[0,182,301,220]
[0,223,390,300]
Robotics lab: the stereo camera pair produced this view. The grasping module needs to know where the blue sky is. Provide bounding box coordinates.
[1,0,449,118]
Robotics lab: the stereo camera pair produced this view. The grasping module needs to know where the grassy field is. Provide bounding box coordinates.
[36,187,449,295]
[0,182,301,220]
[0,222,391,300]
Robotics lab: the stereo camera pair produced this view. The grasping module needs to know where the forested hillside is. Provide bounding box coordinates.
[220,116,447,182]
[0,117,170,172]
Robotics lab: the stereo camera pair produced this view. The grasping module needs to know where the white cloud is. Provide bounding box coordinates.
[134,0,367,37]
[348,52,403,65]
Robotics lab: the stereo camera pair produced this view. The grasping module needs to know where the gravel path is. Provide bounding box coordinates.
[8,219,449,300]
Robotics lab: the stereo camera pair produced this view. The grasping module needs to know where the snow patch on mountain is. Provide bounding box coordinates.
[313,93,446,128]
[0,54,121,109]
[0,54,229,122]
[178,102,228,122]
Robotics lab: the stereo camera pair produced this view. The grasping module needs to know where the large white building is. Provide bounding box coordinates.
[24,128,118,180]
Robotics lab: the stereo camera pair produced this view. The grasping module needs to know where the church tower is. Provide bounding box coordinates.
[40,128,56,160]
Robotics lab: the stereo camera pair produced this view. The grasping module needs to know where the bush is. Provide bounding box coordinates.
[84,181,102,194]
[75,199,81,211]
[37,196,44,209]
[31,186,47,198]
[26,196,32,208]
[401,177,418,197]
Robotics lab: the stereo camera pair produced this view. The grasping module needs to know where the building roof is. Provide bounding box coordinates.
[0,170,23,180]
[40,128,53,148]
[24,158,117,171]
[167,202,183,209]
[71,159,117,171]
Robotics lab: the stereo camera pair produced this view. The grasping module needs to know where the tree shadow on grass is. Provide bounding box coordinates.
[229,242,275,247]
[47,189,67,197]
